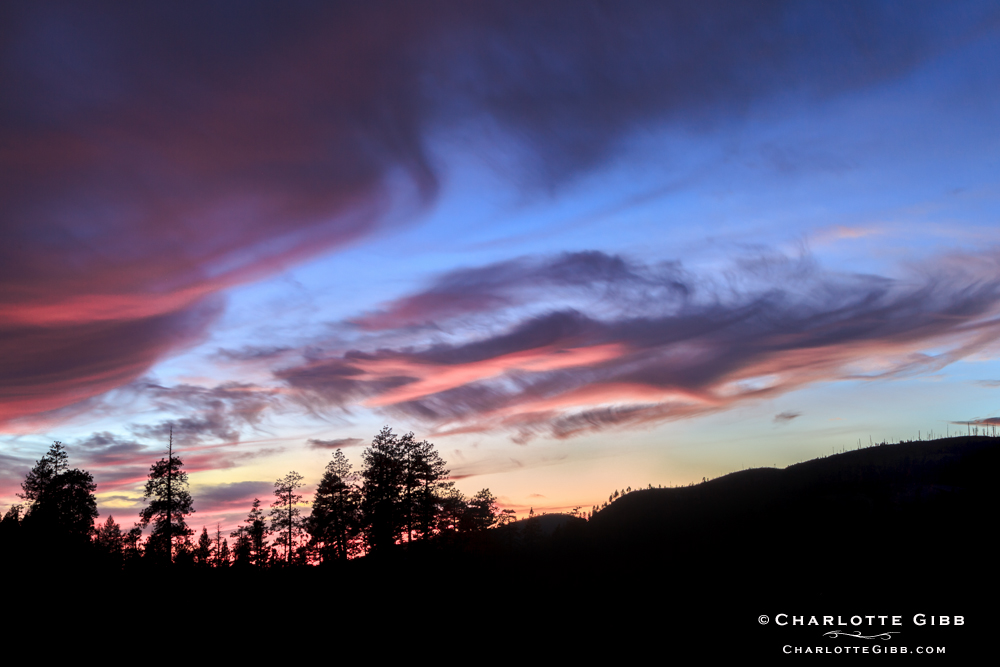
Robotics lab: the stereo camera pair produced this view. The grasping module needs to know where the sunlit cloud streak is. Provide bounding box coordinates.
[3,1,994,425]
[277,250,1000,442]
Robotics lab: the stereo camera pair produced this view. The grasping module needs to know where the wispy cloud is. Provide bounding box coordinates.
[275,250,1000,441]
[307,437,365,450]
[127,381,279,445]
[4,2,992,425]
[774,411,802,423]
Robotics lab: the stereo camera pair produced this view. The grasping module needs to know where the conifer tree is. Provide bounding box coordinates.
[231,498,269,567]
[138,431,194,563]
[307,450,360,563]
[124,525,143,563]
[195,526,213,566]
[213,523,227,567]
[96,515,124,562]
[19,441,98,542]
[436,486,467,534]
[230,526,251,566]
[217,538,231,567]
[270,472,305,565]
[360,426,406,553]
[405,436,449,542]
[360,426,451,551]
[464,488,500,532]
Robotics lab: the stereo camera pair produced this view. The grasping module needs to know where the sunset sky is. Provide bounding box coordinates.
[3,1,1000,534]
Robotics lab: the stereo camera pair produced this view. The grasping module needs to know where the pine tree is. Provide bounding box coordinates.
[138,431,194,564]
[19,441,98,542]
[269,472,305,565]
[436,486,467,534]
[230,526,251,566]
[405,436,449,542]
[124,525,144,564]
[95,515,124,563]
[307,450,360,563]
[217,538,231,567]
[213,523,227,567]
[464,488,500,532]
[231,498,269,567]
[360,426,407,553]
[360,426,451,551]
[195,526,213,566]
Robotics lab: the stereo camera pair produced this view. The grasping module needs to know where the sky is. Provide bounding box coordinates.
[3,1,1000,534]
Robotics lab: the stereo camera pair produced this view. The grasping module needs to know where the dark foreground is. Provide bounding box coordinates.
[10,436,997,657]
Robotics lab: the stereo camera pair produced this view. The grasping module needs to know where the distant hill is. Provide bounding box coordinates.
[589,435,997,541]
[499,512,587,537]
[563,435,998,606]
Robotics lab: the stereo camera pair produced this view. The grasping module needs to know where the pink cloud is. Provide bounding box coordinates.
[4,3,987,427]
[277,251,1000,441]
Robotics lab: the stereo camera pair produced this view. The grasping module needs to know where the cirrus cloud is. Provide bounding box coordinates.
[3,1,994,426]
[276,250,1000,442]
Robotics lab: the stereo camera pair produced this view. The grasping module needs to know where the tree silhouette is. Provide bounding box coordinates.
[270,472,306,565]
[497,508,517,527]
[360,427,406,553]
[217,538,231,567]
[230,526,252,567]
[195,526,212,566]
[406,436,450,542]
[138,432,194,564]
[95,515,124,565]
[124,525,143,564]
[436,486,467,534]
[19,441,98,542]
[307,450,360,563]
[231,498,269,567]
[360,426,451,551]
[464,488,500,532]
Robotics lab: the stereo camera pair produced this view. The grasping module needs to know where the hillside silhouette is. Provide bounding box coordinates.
[5,434,996,655]
[567,435,995,602]
[317,435,998,610]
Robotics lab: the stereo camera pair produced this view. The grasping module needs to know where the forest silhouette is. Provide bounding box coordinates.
[3,426,996,645]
